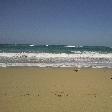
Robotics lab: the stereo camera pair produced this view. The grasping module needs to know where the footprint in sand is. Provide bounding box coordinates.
[51,90,69,97]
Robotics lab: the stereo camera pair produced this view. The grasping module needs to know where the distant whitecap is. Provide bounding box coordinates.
[65,45,76,48]
[29,44,34,47]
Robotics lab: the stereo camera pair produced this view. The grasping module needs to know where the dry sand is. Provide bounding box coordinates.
[0,67,112,112]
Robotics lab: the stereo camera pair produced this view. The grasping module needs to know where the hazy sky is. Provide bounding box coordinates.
[0,0,112,46]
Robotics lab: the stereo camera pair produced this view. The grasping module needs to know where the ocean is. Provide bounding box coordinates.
[0,44,112,68]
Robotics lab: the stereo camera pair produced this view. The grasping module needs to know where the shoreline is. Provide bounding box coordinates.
[0,66,112,69]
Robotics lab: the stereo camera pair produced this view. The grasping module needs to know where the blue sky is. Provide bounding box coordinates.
[0,0,112,46]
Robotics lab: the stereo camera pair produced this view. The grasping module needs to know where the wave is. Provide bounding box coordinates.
[65,45,84,48]
[0,52,112,68]
[29,44,35,47]
[71,51,82,54]
[0,52,112,58]
[0,45,112,54]
[65,45,76,48]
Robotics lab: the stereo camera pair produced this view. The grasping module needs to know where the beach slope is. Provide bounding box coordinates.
[0,68,112,112]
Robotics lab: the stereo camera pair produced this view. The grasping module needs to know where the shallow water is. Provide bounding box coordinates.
[0,44,112,68]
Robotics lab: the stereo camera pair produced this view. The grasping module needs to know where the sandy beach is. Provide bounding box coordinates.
[0,67,112,112]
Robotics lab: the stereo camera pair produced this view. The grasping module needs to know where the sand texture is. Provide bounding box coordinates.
[0,67,112,112]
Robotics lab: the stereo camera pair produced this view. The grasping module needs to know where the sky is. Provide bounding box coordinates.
[0,0,112,46]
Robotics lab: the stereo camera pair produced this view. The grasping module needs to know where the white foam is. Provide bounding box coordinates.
[71,51,82,54]
[29,44,34,47]
[0,62,112,68]
[0,52,112,68]
[65,45,76,48]
[0,52,112,59]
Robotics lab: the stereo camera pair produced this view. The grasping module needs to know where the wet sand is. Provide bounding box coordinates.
[0,67,112,112]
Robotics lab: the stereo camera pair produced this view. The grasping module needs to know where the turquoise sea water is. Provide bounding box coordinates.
[0,44,112,53]
[0,44,112,68]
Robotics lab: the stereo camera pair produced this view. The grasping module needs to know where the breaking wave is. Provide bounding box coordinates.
[0,52,112,68]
